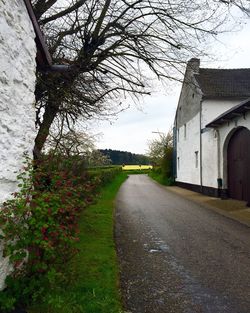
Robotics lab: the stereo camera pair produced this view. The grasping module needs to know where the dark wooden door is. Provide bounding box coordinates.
[227,128,250,201]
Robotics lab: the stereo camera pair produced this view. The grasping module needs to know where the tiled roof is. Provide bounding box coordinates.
[194,68,250,98]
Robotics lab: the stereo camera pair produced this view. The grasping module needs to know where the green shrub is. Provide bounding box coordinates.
[0,156,121,312]
[161,147,173,178]
[149,166,174,186]
[88,167,122,186]
[148,147,174,186]
[123,169,151,174]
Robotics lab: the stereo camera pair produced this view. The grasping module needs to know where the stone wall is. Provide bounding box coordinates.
[0,0,37,289]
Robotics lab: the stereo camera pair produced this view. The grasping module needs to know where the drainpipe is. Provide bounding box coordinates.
[49,65,75,72]
[215,128,221,178]
[215,128,222,198]
[23,0,77,73]
[215,128,227,199]
[173,125,177,179]
[200,101,203,193]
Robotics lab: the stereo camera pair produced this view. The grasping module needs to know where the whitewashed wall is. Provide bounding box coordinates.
[176,112,201,185]
[200,128,218,188]
[218,113,250,189]
[0,0,37,289]
[201,99,240,188]
[176,98,247,189]
[201,99,240,129]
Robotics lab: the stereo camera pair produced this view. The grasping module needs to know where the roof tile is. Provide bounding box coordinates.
[194,68,250,98]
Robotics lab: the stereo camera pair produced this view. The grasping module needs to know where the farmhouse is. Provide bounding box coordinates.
[174,58,250,204]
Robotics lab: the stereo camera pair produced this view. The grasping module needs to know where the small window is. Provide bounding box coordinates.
[195,151,199,168]
[177,157,180,170]
[184,124,187,139]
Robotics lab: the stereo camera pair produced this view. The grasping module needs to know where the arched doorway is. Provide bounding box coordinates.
[227,127,250,202]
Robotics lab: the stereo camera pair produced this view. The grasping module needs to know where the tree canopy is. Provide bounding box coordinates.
[99,149,150,165]
[32,0,250,158]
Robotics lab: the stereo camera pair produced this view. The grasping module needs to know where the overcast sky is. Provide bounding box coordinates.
[92,16,250,155]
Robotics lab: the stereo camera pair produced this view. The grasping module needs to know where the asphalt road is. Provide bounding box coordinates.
[115,175,250,313]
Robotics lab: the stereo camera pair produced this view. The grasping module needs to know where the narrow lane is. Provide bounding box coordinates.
[115,175,250,313]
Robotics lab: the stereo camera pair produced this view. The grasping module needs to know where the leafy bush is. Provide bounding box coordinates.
[88,167,122,186]
[0,156,121,312]
[149,165,174,186]
[161,147,173,178]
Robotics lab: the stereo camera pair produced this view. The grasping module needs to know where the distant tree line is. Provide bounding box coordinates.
[99,149,150,165]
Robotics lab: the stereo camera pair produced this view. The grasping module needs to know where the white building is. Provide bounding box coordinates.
[174,59,250,204]
[0,0,52,289]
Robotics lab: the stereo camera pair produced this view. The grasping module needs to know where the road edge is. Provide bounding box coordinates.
[147,176,250,228]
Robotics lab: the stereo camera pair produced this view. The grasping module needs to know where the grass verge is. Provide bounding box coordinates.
[123,169,151,174]
[148,171,174,186]
[28,172,127,313]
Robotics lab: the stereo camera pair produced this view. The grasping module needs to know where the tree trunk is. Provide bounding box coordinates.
[33,100,59,159]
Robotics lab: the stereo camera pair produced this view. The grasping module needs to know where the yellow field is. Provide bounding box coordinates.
[122,165,153,171]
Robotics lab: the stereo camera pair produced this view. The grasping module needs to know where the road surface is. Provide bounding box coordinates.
[115,175,250,313]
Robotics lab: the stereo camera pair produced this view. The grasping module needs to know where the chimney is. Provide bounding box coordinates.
[187,58,200,73]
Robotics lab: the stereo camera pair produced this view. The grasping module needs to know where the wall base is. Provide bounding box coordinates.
[175,181,228,198]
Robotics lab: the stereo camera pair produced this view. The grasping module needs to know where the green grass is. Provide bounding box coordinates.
[124,169,151,174]
[148,171,174,186]
[28,172,127,313]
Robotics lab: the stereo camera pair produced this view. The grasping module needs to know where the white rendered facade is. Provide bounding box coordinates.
[0,0,37,289]
[174,59,250,197]
[176,113,201,185]
[201,99,240,189]
[176,99,250,191]
[217,113,250,190]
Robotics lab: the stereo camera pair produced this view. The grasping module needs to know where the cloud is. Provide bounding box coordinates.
[94,18,250,155]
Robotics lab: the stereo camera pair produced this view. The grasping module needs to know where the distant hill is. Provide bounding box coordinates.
[99,149,150,165]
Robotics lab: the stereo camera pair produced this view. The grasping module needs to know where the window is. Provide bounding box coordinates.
[177,157,180,170]
[195,151,199,168]
[184,124,187,139]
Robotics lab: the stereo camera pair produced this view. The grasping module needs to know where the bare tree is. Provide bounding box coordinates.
[32,0,250,158]
[219,0,250,15]
[47,129,96,157]
[46,125,111,166]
